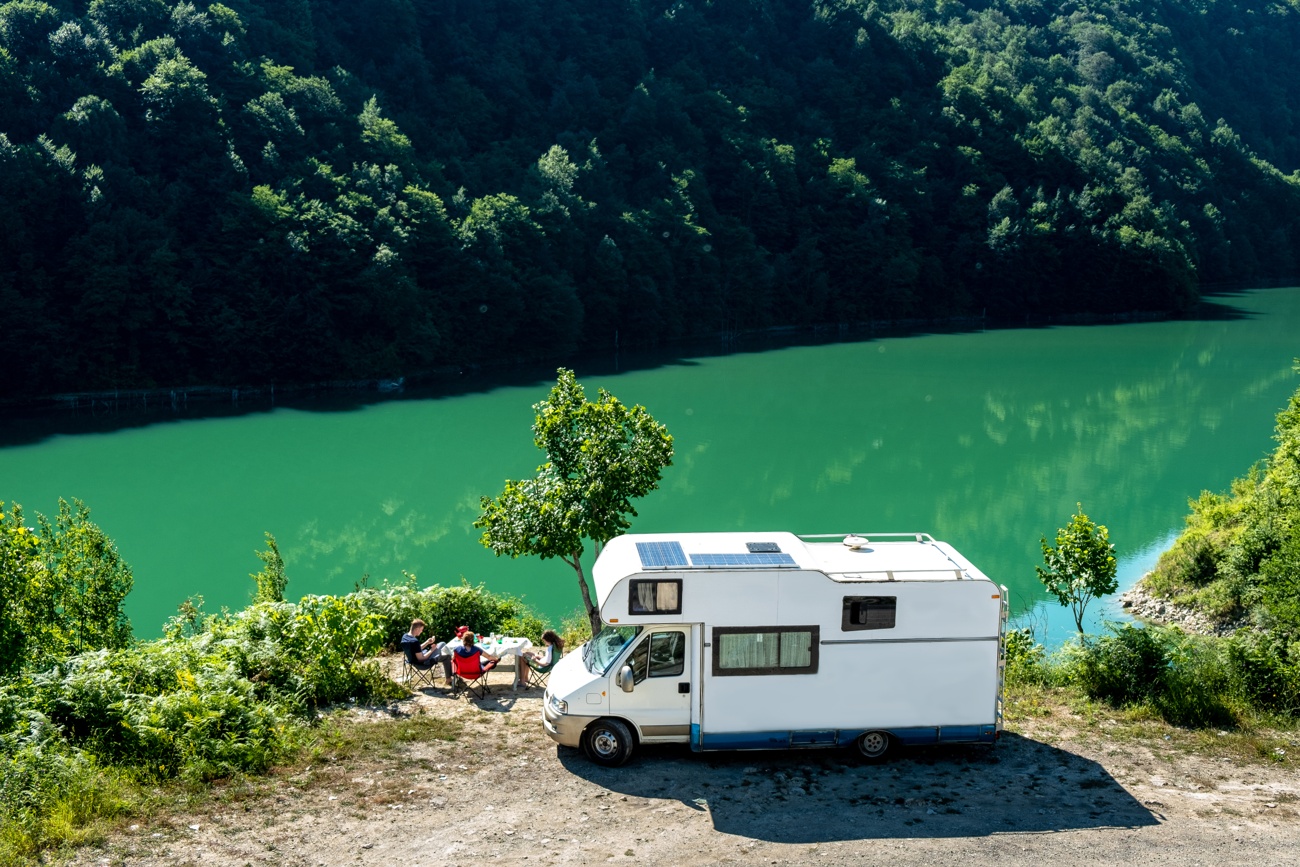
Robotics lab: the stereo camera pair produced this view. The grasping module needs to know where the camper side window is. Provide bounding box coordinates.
[629,579,683,615]
[627,631,686,683]
[842,596,896,631]
[711,626,819,676]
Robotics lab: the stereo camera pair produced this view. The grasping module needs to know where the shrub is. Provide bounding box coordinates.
[0,712,127,863]
[559,607,593,650]
[1226,632,1300,715]
[348,578,549,648]
[1154,634,1239,728]
[1004,627,1052,686]
[1070,624,1169,707]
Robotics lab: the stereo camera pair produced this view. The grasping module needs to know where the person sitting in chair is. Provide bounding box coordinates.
[520,629,564,684]
[401,618,453,684]
[453,632,500,673]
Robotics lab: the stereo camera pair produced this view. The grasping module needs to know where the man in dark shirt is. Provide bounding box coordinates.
[400,618,453,684]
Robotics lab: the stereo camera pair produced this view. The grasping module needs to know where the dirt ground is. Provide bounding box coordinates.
[67,656,1300,867]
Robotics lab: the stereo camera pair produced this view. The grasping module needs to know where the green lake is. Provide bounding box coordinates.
[2,287,1298,645]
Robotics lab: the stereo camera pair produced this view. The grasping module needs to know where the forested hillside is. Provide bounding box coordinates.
[3,0,1299,399]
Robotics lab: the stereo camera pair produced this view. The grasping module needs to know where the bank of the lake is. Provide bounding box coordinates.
[1,287,1298,645]
[55,671,1300,867]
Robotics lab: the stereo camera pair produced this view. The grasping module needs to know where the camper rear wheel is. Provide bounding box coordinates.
[583,718,635,767]
[855,731,891,760]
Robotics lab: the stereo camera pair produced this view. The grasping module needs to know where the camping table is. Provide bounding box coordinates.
[481,636,533,689]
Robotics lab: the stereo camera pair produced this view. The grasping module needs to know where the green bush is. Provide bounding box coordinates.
[1071,624,1170,707]
[1226,632,1300,716]
[0,566,553,857]
[349,579,550,648]
[1154,634,1238,728]
[559,607,593,650]
[1003,627,1053,686]
[1067,625,1250,727]
[0,712,127,863]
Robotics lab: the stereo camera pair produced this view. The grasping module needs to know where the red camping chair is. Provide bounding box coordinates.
[451,649,495,699]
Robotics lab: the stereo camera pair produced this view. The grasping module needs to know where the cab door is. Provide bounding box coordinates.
[609,627,691,741]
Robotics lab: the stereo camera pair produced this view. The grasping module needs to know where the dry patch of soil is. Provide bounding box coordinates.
[66,657,1300,867]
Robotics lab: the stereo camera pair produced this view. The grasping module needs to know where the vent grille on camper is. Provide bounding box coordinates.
[745,541,782,553]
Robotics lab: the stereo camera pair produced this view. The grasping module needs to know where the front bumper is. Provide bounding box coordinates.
[542,697,599,748]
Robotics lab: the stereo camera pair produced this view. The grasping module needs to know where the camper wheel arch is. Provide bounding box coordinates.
[583,718,637,767]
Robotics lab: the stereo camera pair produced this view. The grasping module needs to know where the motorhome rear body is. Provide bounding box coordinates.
[543,531,1009,766]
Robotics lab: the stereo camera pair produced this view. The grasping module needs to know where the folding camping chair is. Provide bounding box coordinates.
[451,650,493,699]
[401,642,439,690]
[523,653,558,690]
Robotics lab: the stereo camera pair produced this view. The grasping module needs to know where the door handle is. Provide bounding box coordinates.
[678,682,690,694]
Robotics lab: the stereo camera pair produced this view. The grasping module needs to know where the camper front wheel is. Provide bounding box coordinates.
[856,731,891,760]
[583,718,635,767]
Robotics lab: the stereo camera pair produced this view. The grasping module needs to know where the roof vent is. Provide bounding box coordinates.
[746,541,781,553]
[843,534,870,550]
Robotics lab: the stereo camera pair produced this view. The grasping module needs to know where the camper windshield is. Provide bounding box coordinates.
[584,625,642,675]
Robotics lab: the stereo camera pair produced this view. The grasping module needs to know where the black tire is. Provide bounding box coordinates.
[856,730,891,760]
[583,718,635,767]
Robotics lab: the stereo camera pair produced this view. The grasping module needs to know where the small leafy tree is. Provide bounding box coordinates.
[1036,503,1118,633]
[250,532,287,603]
[0,502,40,677]
[476,368,674,635]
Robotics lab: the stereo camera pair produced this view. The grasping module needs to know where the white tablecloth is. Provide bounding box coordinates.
[487,637,532,688]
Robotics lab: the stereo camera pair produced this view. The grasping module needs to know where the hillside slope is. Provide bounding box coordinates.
[2,1,1299,398]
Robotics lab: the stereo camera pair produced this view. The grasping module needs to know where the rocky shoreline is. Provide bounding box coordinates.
[1119,577,1250,637]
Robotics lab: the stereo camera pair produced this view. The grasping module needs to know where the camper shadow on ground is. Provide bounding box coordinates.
[558,733,1158,843]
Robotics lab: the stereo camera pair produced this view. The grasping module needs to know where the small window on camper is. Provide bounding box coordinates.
[842,596,897,631]
[629,579,682,615]
[627,631,687,683]
[711,626,819,676]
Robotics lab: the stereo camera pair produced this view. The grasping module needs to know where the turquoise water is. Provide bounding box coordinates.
[2,288,1297,646]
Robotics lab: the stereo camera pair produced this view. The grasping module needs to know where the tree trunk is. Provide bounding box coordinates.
[564,553,602,637]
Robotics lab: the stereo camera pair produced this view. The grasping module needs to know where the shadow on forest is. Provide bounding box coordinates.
[554,732,1159,843]
[0,290,1262,448]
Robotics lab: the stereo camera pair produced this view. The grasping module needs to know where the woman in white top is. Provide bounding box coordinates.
[520,629,563,684]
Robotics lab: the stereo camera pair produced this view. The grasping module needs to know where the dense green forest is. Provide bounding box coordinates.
[3,0,1300,399]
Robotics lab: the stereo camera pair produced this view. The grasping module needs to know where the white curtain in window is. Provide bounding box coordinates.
[636,582,657,612]
[718,632,779,669]
[655,581,679,611]
[779,631,812,667]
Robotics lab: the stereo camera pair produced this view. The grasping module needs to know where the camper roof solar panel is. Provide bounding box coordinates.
[690,552,797,568]
[636,541,688,569]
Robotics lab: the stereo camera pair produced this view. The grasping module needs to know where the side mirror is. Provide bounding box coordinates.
[617,665,635,693]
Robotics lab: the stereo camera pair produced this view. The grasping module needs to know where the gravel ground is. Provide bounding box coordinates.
[66,657,1300,867]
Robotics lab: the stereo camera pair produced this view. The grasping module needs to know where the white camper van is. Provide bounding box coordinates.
[542,531,1009,766]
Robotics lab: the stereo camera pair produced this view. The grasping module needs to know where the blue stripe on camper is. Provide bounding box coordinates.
[697,726,997,751]
[699,731,798,750]
[937,725,998,743]
[883,727,939,745]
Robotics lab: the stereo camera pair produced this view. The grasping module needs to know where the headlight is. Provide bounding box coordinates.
[548,693,568,715]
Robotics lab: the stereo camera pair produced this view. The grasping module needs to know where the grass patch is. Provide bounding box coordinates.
[1003,677,1299,768]
[0,702,463,867]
